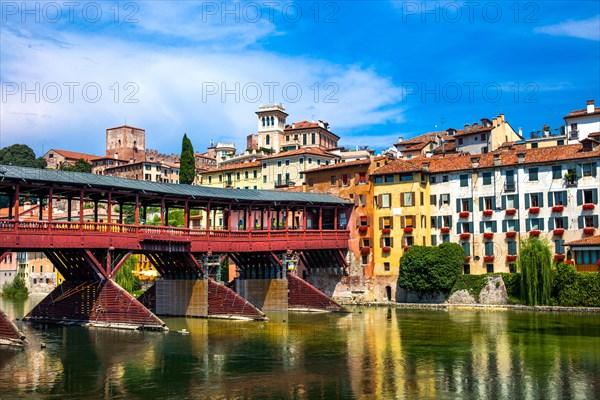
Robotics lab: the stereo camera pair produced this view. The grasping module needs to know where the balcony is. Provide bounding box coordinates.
[504,182,516,192]
[274,179,295,188]
[568,129,579,140]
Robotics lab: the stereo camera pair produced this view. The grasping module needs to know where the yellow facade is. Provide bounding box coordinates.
[372,171,431,277]
[196,162,262,189]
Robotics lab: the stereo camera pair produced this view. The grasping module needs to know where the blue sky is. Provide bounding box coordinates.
[1,1,599,157]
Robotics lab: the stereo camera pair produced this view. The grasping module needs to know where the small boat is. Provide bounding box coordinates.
[177,328,190,335]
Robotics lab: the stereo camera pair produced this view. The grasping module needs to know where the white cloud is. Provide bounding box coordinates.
[535,16,600,41]
[0,18,405,155]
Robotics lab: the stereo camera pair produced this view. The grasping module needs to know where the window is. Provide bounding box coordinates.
[485,241,494,256]
[458,138,463,145]
[506,220,517,232]
[380,194,391,208]
[303,134,307,145]
[481,134,486,141]
[382,237,393,247]
[342,174,349,186]
[330,175,337,185]
[505,195,516,209]
[286,135,290,141]
[253,170,257,179]
[486,264,494,273]
[583,163,596,177]
[299,158,304,164]
[361,238,371,247]
[442,175,449,182]
[402,192,414,207]
[266,135,270,145]
[430,195,437,206]
[384,262,390,271]
[263,175,267,183]
[236,172,241,180]
[311,132,316,144]
[460,174,469,187]
[464,265,471,274]
[552,191,566,206]
[317,159,321,166]
[244,171,249,179]
[218,175,222,183]
[361,255,368,265]
[430,176,437,183]
[529,168,538,181]
[431,235,437,246]
[400,174,413,182]
[584,216,595,228]
[552,166,562,179]
[404,236,414,246]
[583,189,595,204]
[442,216,451,228]
[381,216,393,229]
[308,178,314,187]
[359,216,369,227]
[358,194,366,206]
[277,161,282,167]
[441,194,450,205]
[555,239,564,254]
[484,221,494,233]
[431,217,437,229]
[529,193,540,207]
[375,176,383,184]
[483,196,493,210]
[461,222,471,233]
[557,140,564,146]
[529,218,542,230]
[208,176,212,184]
[385,175,394,183]
[358,172,367,184]
[262,162,267,168]
[482,172,492,185]
[285,160,290,166]
[507,241,517,255]
[462,242,470,257]
[461,198,470,212]
[531,143,538,149]
[308,158,313,164]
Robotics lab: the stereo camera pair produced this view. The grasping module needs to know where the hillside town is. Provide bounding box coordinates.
[1,100,599,303]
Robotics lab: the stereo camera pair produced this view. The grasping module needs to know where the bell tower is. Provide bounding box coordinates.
[255,104,288,154]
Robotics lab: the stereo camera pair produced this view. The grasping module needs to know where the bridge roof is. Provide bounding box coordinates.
[0,165,351,206]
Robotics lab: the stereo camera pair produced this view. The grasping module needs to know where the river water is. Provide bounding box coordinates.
[1,296,599,399]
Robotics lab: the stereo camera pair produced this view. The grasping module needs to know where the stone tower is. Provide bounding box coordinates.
[106,126,146,162]
[255,104,288,154]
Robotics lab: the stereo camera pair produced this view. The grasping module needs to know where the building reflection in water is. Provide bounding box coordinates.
[1,297,600,399]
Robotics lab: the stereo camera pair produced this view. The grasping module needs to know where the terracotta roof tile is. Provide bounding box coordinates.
[566,235,600,246]
[265,147,338,160]
[304,158,372,173]
[51,149,99,162]
[564,107,600,119]
[372,159,423,175]
[199,161,260,173]
[454,124,493,137]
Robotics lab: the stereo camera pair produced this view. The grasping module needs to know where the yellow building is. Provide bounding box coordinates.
[195,161,262,189]
[371,160,431,294]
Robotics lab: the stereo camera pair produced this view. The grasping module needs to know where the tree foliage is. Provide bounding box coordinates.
[519,237,553,306]
[114,255,141,294]
[398,243,465,297]
[179,134,196,184]
[59,159,92,173]
[0,144,46,168]
[2,275,29,298]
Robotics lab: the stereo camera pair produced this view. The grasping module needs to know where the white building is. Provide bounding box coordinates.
[564,100,600,144]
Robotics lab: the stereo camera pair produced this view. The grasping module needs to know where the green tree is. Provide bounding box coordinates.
[59,159,92,173]
[2,275,29,298]
[114,255,141,294]
[179,133,196,184]
[0,144,46,168]
[398,243,464,298]
[519,238,553,306]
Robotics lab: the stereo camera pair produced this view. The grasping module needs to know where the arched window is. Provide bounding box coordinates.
[262,117,265,127]
[266,135,270,145]
[270,116,275,126]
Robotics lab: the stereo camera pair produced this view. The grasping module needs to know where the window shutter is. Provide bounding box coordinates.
[380,237,384,247]
[548,192,553,207]
[492,197,497,210]
[562,217,567,228]
[412,192,415,206]
[539,219,545,231]
[594,215,599,228]
[449,216,452,227]
[515,196,520,209]
[492,221,497,232]
[468,199,473,212]
[401,216,406,228]
[479,198,484,211]
[538,192,544,207]
[578,216,584,229]
[526,219,531,231]
[469,222,474,233]
[593,189,598,204]
[562,191,568,206]
[456,199,461,213]
[479,221,484,234]
[525,195,530,209]
[355,216,360,227]
[502,220,507,233]
[549,218,554,230]
[437,216,442,228]
[457,223,462,233]
[390,217,394,229]
[577,190,583,206]
[502,196,506,210]
[400,194,405,207]
[390,237,394,247]
[354,196,359,206]
[355,173,360,183]
[592,162,597,177]
[366,216,371,226]
[379,217,383,230]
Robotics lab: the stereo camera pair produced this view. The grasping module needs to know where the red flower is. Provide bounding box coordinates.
[552,205,564,213]
[482,210,493,217]
[382,246,391,253]
[553,228,564,236]
[483,255,495,263]
[583,227,595,235]
[596,260,600,266]
[459,211,470,218]
[528,207,540,214]
[583,203,596,211]
[460,233,471,240]
[506,255,517,262]
[483,232,494,239]
[505,208,516,216]
[358,226,368,233]
[403,246,410,252]
[565,260,575,265]
[381,228,391,234]
[440,227,450,234]
[360,247,370,255]
[403,227,413,234]
[554,254,565,261]
[506,231,517,238]
[529,230,541,236]
[465,256,471,262]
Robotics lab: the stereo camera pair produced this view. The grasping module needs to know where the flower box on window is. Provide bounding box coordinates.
[506,231,517,238]
[360,247,371,255]
[565,260,575,265]
[483,232,494,239]
[554,254,565,262]
[482,209,493,217]
[403,245,410,252]
[382,246,391,253]
[358,226,368,233]
[465,256,471,263]
[505,208,517,216]
[528,207,540,214]
[583,227,595,235]
[506,255,517,262]
[440,227,450,234]
[460,233,471,240]
[483,255,495,263]
[529,230,541,237]
[381,228,391,234]
[551,205,564,213]
[459,211,470,218]
[403,227,413,234]
[596,260,600,266]
[553,228,565,236]
[582,203,595,211]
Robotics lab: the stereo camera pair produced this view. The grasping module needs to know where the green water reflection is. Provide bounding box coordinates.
[1,297,599,399]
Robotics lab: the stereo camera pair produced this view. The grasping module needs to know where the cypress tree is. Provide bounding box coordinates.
[179,133,196,184]
[519,237,553,305]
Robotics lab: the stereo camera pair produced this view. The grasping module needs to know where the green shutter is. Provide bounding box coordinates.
[525,195,530,209]
[548,192,554,207]
[479,198,484,211]
[468,199,473,212]
[526,219,531,231]
[456,199,461,213]
[480,221,485,234]
[502,196,506,209]
[593,189,598,204]
[457,222,462,233]
[578,216,584,229]
[502,220,507,233]
[549,218,554,230]
[539,219,545,231]
[492,221,497,232]
[577,190,583,206]
[592,162,597,177]
[538,192,544,207]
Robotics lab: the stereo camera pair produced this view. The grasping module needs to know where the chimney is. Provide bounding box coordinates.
[470,156,480,168]
[517,152,526,163]
[463,124,470,133]
[518,127,523,137]
[422,162,430,171]
[493,153,501,166]
[587,100,595,114]
[499,114,505,123]
[473,122,479,130]
[398,136,403,143]
[492,117,498,127]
